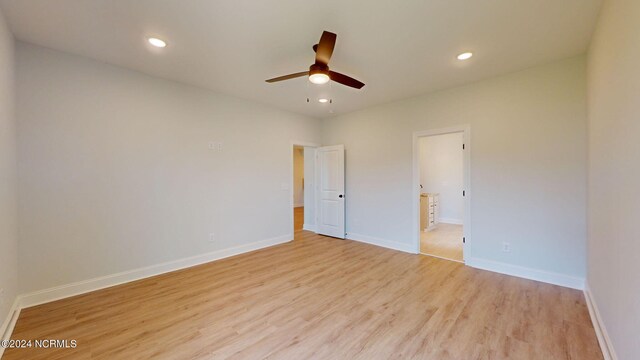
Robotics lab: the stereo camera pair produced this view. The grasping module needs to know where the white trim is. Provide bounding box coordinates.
[413,125,471,262]
[465,257,584,290]
[584,283,617,360]
[0,298,21,359]
[438,218,463,225]
[290,140,321,148]
[347,232,416,254]
[0,298,17,340]
[18,234,292,309]
[302,224,316,232]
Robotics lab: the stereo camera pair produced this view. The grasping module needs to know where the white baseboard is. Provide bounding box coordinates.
[302,224,316,232]
[584,284,617,360]
[18,234,293,309]
[465,257,584,290]
[0,297,21,358]
[346,232,416,254]
[439,218,463,225]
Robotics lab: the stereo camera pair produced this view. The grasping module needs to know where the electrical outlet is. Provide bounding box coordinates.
[208,141,223,152]
[502,242,511,252]
[209,233,215,243]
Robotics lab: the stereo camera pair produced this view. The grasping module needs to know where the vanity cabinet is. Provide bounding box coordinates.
[420,193,439,231]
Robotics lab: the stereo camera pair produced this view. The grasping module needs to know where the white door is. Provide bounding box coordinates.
[317,145,345,239]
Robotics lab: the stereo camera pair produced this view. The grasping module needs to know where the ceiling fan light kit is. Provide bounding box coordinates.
[266,31,365,90]
[308,64,330,84]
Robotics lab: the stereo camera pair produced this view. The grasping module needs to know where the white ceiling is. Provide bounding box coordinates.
[0,0,602,118]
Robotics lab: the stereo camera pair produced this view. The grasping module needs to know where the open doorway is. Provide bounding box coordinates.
[293,145,305,232]
[413,126,470,263]
[290,142,319,237]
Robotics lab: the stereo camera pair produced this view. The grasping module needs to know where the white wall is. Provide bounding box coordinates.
[0,6,18,331]
[16,42,321,294]
[419,133,464,223]
[587,0,640,358]
[303,147,316,228]
[293,147,304,207]
[322,56,587,280]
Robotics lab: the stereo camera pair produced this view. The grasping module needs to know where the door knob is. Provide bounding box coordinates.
[339,194,344,198]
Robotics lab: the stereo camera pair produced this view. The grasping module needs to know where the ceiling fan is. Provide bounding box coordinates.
[265,31,365,89]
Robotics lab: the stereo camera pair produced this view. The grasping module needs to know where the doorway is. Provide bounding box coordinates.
[413,126,470,262]
[293,145,305,232]
[290,141,319,236]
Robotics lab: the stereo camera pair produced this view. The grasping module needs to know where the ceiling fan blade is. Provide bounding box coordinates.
[329,71,365,89]
[265,71,309,83]
[315,31,337,66]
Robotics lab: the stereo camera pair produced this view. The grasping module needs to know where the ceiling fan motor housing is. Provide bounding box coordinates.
[309,63,329,76]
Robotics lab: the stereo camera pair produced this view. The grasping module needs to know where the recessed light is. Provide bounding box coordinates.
[318,98,329,103]
[148,37,167,48]
[457,52,473,60]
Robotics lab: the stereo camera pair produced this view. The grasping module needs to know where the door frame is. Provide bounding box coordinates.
[290,140,320,237]
[412,125,471,262]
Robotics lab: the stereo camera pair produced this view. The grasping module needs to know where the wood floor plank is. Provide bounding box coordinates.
[3,226,602,359]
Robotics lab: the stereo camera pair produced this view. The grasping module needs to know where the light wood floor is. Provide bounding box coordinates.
[4,232,602,359]
[420,224,464,262]
[294,206,304,231]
